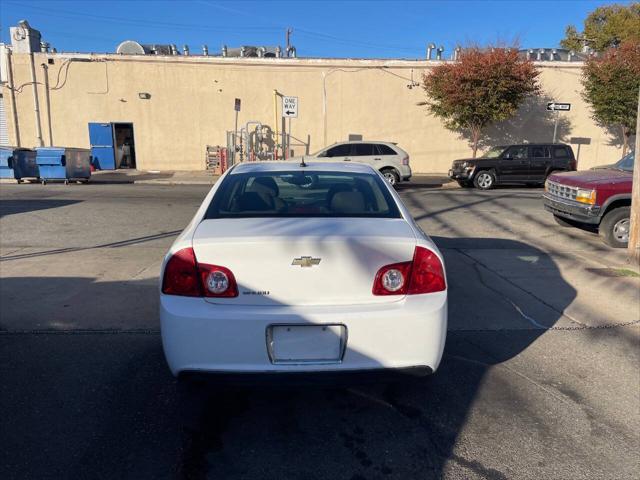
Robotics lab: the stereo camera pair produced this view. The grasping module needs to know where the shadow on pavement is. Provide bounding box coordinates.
[0,199,82,218]
[0,236,576,479]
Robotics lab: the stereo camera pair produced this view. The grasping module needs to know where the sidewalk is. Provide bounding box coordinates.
[90,169,219,185]
[89,169,456,188]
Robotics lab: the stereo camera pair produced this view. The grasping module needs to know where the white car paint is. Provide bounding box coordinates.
[160,161,447,377]
[293,141,412,185]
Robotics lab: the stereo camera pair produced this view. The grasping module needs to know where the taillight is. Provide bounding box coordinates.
[162,248,238,297]
[372,261,412,295]
[407,246,446,294]
[199,264,238,297]
[372,246,446,296]
[402,156,409,166]
[162,248,202,297]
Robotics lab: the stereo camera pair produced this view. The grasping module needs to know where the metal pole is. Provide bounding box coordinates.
[552,110,559,143]
[5,47,21,147]
[627,86,640,264]
[234,109,238,163]
[273,89,279,159]
[28,52,44,147]
[288,116,291,158]
[41,63,53,146]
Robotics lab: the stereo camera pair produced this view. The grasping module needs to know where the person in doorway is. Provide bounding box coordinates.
[120,138,132,168]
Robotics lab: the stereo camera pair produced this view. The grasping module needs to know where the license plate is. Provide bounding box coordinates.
[267,325,346,364]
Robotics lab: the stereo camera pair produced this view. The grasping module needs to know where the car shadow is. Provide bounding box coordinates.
[0,235,576,479]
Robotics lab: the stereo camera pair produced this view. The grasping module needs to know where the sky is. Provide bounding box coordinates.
[0,0,628,59]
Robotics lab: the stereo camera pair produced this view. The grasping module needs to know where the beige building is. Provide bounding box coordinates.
[0,46,628,173]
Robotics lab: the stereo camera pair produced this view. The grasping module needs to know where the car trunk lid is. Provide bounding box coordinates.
[192,218,417,306]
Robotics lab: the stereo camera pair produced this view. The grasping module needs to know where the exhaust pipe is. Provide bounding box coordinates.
[426,43,436,60]
[436,46,444,60]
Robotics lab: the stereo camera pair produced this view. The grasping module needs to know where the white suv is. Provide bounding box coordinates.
[311,141,412,185]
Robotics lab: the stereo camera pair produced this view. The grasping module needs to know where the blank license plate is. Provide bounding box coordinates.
[268,325,345,363]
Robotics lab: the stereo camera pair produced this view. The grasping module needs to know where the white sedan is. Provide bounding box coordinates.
[160,161,447,381]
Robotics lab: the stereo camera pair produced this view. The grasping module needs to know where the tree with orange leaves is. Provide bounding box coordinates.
[421,47,540,158]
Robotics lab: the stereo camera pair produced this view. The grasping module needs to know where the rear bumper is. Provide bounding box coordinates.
[543,194,601,224]
[179,366,432,387]
[399,164,412,181]
[160,293,447,377]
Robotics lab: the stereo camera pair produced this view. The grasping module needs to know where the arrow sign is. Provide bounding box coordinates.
[547,102,571,111]
[282,96,298,118]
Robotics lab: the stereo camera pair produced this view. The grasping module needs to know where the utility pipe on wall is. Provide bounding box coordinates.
[41,63,53,146]
[5,47,21,147]
[28,52,44,147]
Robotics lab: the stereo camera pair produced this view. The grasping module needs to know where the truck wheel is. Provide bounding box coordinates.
[473,170,496,190]
[553,215,574,227]
[599,207,630,248]
[381,168,400,186]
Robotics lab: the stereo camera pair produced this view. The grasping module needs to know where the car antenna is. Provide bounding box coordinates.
[300,156,307,167]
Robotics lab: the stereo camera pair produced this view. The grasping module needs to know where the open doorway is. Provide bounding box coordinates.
[113,123,136,169]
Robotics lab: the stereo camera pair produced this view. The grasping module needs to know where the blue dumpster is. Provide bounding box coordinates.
[36,147,91,185]
[0,147,14,179]
[10,148,39,183]
[0,147,39,182]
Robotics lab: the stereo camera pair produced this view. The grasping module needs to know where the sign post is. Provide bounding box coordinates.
[547,102,571,143]
[282,96,298,158]
[233,98,241,163]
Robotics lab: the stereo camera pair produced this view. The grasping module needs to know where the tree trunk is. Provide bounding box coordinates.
[621,124,629,156]
[470,126,481,158]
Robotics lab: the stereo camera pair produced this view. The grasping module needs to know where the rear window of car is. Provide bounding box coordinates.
[531,146,551,158]
[352,144,375,156]
[376,144,397,155]
[205,170,401,219]
[554,146,570,158]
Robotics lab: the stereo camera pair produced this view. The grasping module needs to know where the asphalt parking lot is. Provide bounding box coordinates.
[1,182,638,480]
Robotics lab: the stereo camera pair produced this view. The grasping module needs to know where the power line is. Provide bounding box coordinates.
[3,1,283,32]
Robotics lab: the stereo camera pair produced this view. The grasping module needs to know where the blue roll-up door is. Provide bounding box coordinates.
[88,123,115,170]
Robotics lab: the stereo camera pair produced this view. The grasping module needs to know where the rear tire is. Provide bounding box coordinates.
[381,168,400,186]
[599,207,630,248]
[473,170,496,190]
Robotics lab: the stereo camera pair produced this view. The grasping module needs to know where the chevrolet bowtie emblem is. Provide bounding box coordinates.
[292,256,321,267]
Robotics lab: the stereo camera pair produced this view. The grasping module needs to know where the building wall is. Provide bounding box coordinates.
[2,52,627,173]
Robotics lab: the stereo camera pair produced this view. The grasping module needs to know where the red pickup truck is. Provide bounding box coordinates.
[543,151,634,248]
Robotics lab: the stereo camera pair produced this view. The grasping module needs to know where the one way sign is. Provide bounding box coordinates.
[282,96,298,118]
[547,102,571,111]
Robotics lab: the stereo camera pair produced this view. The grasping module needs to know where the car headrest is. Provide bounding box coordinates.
[330,191,365,214]
[231,192,274,212]
[250,176,279,196]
